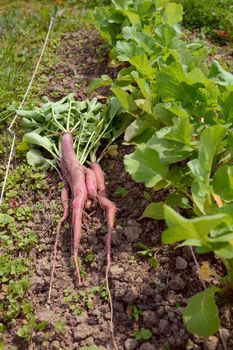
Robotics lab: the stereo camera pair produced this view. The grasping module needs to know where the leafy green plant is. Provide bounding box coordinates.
[129,304,143,321]
[91,0,233,338]
[134,243,159,269]
[114,186,129,196]
[134,328,152,341]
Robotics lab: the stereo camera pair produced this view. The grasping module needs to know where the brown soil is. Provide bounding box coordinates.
[4,28,233,350]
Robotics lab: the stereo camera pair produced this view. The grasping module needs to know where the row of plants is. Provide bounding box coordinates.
[89,0,233,337]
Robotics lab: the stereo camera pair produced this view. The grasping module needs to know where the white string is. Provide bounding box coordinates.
[0,16,54,207]
[189,245,206,289]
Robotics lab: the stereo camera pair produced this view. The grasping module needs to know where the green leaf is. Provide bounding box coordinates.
[23,132,53,153]
[140,202,164,220]
[209,61,233,86]
[89,75,113,93]
[157,62,205,108]
[116,41,144,62]
[147,136,192,164]
[213,165,233,202]
[162,3,183,25]
[124,118,156,143]
[165,193,190,209]
[188,125,226,184]
[183,287,220,337]
[111,85,137,113]
[26,149,49,167]
[129,55,156,77]
[162,205,228,244]
[134,328,152,341]
[154,24,179,48]
[0,213,14,225]
[124,144,168,187]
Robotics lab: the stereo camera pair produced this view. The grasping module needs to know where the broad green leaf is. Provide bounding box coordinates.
[121,10,141,26]
[157,62,205,107]
[124,144,168,187]
[131,71,152,98]
[112,0,133,10]
[89,75,113,93]
[162,3,183,25]
[161,115,193,145]
[116,41,144,62]
[0,213,14,226]
[147,136,192,164]
[23,132,53,153]
[129,55,156,77]
[183,287,220,337]
[26,149,50,167]
[154,102,189,126]
[154,24,178,48]
[123,26,156,54]
[134,328,152,341]
[165,193,190,209]
[213,165,233,202]
[140,202,164,220]
[214,244,233,259]
[188,125,226,184]
[162,205,228,244]
[209,61,233,86]
[191,181,212,215]
[111,86,137,113]
[124,118,156,143]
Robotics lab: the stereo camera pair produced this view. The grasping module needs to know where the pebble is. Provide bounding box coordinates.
[143,311,158,327]
[169,275,185,291]
[124,338,138,350]
[73,324,93,340]
[219,327,231,342]
[140,344,156,350]
[142,284,154,297]
[51,340,60,350]
[124,224,142,242]
[157,306,165,316]
[124,287,139,304]
[114,281,128,299]
[158,319,169,334]
[203,336,219,350]
[110,265,124,279]
[175,256,188,270]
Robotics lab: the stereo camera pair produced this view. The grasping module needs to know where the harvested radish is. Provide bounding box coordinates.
[19,95,125,350]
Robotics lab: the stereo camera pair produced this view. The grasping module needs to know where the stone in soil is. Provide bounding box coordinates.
[203,336,219,350]
[124,338,138,350]
[175,256,188,270]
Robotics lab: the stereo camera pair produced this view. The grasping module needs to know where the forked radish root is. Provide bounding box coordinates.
[48,132,118,349]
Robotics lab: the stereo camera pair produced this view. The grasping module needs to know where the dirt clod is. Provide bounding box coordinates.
[124,338,138,350]
[169,275,186,291]
[175,256,188,270]
[203,336,219,350]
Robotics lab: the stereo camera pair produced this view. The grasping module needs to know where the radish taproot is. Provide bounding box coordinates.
[19,95,127,350]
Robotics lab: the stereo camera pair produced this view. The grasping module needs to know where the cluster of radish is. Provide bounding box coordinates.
[19,94,128,349]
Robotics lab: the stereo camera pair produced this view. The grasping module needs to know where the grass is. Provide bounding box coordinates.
[0,0,83,123]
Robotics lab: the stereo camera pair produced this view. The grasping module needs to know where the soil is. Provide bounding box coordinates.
[3,27,233,350]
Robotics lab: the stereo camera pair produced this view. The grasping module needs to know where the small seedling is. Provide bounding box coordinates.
[134,243,160,270]
[134,328,152,341]
[129,304,143,321]
[114,187,129,197]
